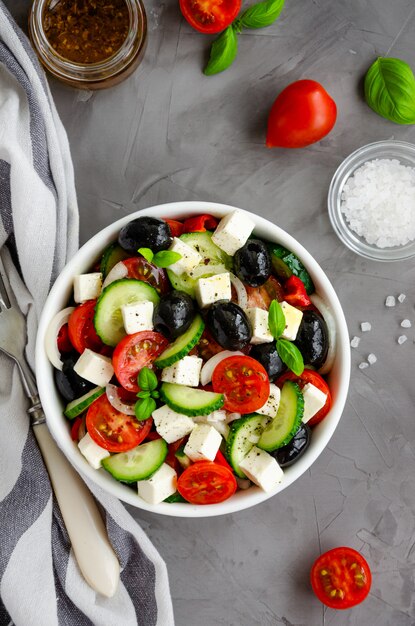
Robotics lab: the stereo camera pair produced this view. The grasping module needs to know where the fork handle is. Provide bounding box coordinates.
[33,422,120,597]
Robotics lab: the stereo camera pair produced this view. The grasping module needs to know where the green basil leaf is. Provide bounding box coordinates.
[138,247,154,263]
[204,26,238,76]
[364,57,415,125]
[136,390,151,399]
[240,0,284,29]
[134,397,156,421]
[153,250,182,268]
[151,390,160,399]
[138,366,158,392]
[276,339,304,376]
[268,299,285,339]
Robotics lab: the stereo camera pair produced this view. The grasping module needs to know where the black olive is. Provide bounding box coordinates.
[234,239,271,287]
[270,424,311,467]
[54,353,94,402]
[249,343,287,381]
[118,217,172,254]
[294,310,328,368]
[153,291,195,340]
[207,301,252,350]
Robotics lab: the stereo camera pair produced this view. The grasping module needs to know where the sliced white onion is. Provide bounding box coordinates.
[236,477,251,490]
[211,421,229,440]
[105,383,136,415]
[225,412,241,424]
[310,293,337,375]
[229,272,248,310]
[45,306,75,370]
[200,350,243,386]
[102,261,128,289]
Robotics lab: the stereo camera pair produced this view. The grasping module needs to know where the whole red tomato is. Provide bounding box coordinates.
[266,80,337,149]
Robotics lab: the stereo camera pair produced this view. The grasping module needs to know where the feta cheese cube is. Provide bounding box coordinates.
[211,209,255,255]
[137,463,177,505]
[152,405,195,443]
[238,446,283,492]
[245,308,274,344]
[184,424,222,462]
[195,272,231,308]
[73,349,114,386]
[168,237,203,275]
[302,383,328,424]
[74,273,102,303]
[280,301,303,341]
[256,384,281,418]
[78,433,110,469]
[161,355,203,387]
[121,300,154,334]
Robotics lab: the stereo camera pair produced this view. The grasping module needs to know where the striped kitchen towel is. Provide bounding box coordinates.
[0,3,174,625]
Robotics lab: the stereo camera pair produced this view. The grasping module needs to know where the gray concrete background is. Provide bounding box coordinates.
[6,1,415,624]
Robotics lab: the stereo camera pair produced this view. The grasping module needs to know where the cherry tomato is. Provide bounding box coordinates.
[163,218,184,238]
[165,438,186,474]
[182,214,219,233]
[283,275,311,307]
[144,430,162,442]
[122,257,169,294]
[194,329,224,361]
[276,369,332,426]
[246,276,285,310]
[266,80,337,149]
[179,0,241,34]
[311,547,371,609]
[57,323,74,354]
[214,449,233,471]
[68,300,110,355]
[70,416,83,441]
[86,394,152,452]
[212,355,270,414]
[177,461,237,504]
[112,331,168,392]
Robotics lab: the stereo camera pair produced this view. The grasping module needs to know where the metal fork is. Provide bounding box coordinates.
[0,252,119,597]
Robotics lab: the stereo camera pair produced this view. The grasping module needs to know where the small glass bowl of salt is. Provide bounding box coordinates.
[328,140,415,261]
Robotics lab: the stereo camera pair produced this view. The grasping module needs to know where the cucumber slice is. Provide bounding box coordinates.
[167,232,232,297]
[100,243,129,277]
[154,314,205,368]
[160,382,224,416]
[102,438,168,482]
[175,445,191,470]
[270,245,315,294]
[258,381,304,451]
[94,279,160,346]
[226,414,266,478]
[64,386,105,419]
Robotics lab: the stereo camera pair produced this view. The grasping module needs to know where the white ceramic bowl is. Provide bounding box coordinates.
[36,201,350,518]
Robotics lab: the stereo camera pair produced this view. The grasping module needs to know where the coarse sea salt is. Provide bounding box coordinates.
[341,159,415,248]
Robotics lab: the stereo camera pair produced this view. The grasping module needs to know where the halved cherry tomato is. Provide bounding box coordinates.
[177,461,237,504]
[165,437,186,473]
[112,331,169,392]
[212,355,270,414]
[70,416,83,441]
[123,257,169,294]
[283,275,311,307]
[246,276,285,310]
[86,394,152,452]
[145,430,162,442]
[311,547,371,609]
[68,300,110,355]
[179,0,241,34]
[276,368,331,426]
[163,219,184,238]
[57,323,74,354]
[182,214,219,233]
[214,449,233,471]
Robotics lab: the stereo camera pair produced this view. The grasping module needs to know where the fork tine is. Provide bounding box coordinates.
[0,251,13,310]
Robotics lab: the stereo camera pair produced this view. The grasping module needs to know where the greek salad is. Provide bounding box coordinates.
[46,209,336,506]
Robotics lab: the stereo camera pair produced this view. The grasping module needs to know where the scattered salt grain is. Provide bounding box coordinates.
[398,335,408,345]
[367,353,377,365]
[359,362,369,369]
[350,336,360,348]
[340,159,415,248]
[401,319,412,328]
[361,322,371,332]
[385,295,396,307]
[398,293,406,303]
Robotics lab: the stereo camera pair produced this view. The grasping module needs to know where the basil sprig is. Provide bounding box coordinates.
[134,367,159,421]
[364,57,415,125]
[268,299,304,376]
[138,247,182,268]
[204,0,285,76]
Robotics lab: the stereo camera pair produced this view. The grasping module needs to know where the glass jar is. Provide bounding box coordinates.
[29,0,147,90]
